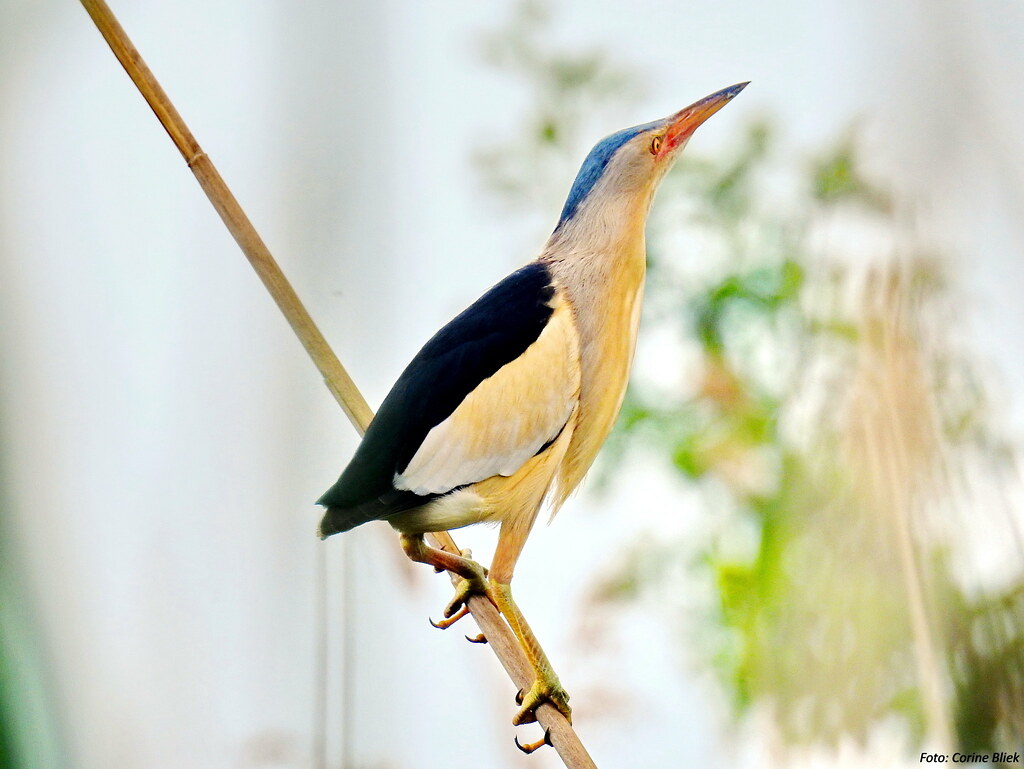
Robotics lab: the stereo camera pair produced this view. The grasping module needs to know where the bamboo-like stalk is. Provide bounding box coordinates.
[872,287,953,751]
[78,1,596,766]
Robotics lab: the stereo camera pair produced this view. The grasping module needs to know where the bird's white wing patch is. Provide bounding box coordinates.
[395,294,580,496]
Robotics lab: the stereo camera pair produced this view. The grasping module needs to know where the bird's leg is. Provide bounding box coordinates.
[399,534,496,628]
[490,521,572,726]
[491,579,571,725]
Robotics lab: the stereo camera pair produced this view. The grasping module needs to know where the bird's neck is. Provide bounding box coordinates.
[538,190,650,500]
[543,190,651,264]
[538,188,649,345]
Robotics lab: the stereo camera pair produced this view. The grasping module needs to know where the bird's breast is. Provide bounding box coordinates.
[545,245,646,505]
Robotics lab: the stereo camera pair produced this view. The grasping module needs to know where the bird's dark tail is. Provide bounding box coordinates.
[316,507,366,539]
[316,487,435,539]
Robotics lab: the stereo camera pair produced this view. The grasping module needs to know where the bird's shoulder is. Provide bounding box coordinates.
[415,261,558,361]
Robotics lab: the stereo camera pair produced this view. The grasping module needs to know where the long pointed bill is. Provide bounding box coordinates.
[660,81,749,157]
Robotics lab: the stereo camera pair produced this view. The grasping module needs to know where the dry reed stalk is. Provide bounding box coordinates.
[78,1,596,765]
[844,265,953,750]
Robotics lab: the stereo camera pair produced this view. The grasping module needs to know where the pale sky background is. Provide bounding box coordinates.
[1,1,1022,768]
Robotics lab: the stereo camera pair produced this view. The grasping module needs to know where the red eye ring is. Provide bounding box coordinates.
[650,136,663,155]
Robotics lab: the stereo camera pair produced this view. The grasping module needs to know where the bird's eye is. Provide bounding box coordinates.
[650,136,663,155]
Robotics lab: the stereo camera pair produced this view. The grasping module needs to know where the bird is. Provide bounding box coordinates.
[317,82,747,741]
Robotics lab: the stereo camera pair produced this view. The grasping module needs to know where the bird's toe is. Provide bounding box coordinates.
[429,563,496,630]
[512,676,572,726]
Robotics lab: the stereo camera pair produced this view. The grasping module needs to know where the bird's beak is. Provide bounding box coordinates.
[660,81,749,157]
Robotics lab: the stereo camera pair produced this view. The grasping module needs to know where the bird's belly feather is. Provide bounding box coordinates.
[552,260,644,507]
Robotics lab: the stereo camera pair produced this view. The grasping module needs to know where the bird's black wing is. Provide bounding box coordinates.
[317,261,556,536]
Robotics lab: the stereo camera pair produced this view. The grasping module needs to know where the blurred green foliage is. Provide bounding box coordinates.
[478,1,1024,758]
[0,442,66,768]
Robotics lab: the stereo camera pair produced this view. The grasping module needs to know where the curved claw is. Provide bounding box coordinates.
[515,728,552,755]
[465,633,487,644]
[428,604,470,629]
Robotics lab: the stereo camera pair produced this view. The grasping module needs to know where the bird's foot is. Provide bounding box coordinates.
[513,673,572,726]
[401,536,496,629]
[427,556,494,630]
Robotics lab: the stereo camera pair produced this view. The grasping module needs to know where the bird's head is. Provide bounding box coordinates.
[554,82,748,236]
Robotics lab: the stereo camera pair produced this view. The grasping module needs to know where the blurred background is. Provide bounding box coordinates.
[1,0,1022,767]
